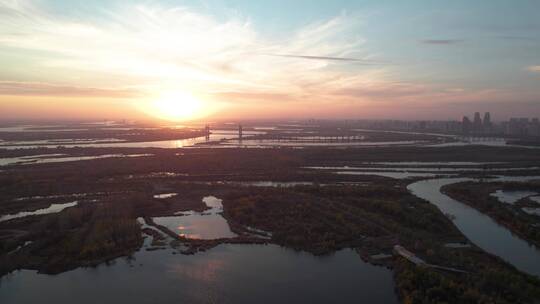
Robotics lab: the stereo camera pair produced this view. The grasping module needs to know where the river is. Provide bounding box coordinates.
[408,177,540,277]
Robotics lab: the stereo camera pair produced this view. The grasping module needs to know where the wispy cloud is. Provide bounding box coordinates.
[0,81,140,98]
[0,2,387,104]
[525,65,540,73]
[420,39,463,45]
[333,83,428,99]
[264,53,386,64]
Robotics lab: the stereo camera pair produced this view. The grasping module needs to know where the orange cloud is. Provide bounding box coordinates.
[0,81,141,98]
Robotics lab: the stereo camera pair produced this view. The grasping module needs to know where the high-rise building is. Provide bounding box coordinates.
[483,112,491,132]
[473,112,483,133]
[462,116,471,134]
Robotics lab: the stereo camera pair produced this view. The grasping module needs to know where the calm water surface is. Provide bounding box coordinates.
[408,177,540,277]
[0,154,151,166]
[0,244,398,304]
[0,201,78,222]
[336,171,444,179]
[153,196,237,239]
[490,190,539,205]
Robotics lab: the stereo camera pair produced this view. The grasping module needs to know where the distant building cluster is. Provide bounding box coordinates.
[461,112,539,137]
[352,112,540,138]
[461,112,492,135]
[354,120,463,134]
[503,117,540,137]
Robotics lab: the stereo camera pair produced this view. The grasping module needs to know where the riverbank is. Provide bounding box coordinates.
[442,180,540,248]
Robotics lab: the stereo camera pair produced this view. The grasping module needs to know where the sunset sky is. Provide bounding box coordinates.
[0,0,539,121]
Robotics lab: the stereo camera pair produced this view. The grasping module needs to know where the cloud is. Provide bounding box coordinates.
[0,81,140,98]
[333,83,428,99]
[264,53,386,64]
[420,39,463,45]
[0,2,384,103]
[3,1,532,119]
[525,65,540,73]
[213,91,292,102]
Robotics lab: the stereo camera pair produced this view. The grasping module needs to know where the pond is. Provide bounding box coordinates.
[153,196,237,239]
[490,190,538,205]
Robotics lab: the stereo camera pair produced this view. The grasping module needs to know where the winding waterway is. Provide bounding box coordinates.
[408,177,540,277]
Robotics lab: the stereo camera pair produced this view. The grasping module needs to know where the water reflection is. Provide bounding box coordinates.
[153,196,237,239]
[0,201,78,222]
[0,154,152,166]
[0,244,397,304]
[307,166,540,172]
[215,139,424,148]
[153,193,178,199]
[0,130,262,150]
[238,181,314,187]
[365,161,506,166]
[336,171,445,179]
[0,138,125,146]
[0,139,205,150]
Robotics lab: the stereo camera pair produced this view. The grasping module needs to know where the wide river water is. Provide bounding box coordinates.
[0,244,398,304]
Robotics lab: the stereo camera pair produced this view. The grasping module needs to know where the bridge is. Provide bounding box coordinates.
[393,245,468,274]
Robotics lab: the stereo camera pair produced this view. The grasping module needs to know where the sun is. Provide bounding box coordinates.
[143,91,208,121]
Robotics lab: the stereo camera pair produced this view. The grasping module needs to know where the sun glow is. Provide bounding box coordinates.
[143,91,209,121]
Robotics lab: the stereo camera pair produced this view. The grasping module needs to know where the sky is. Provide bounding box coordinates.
[0,0,539,121]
